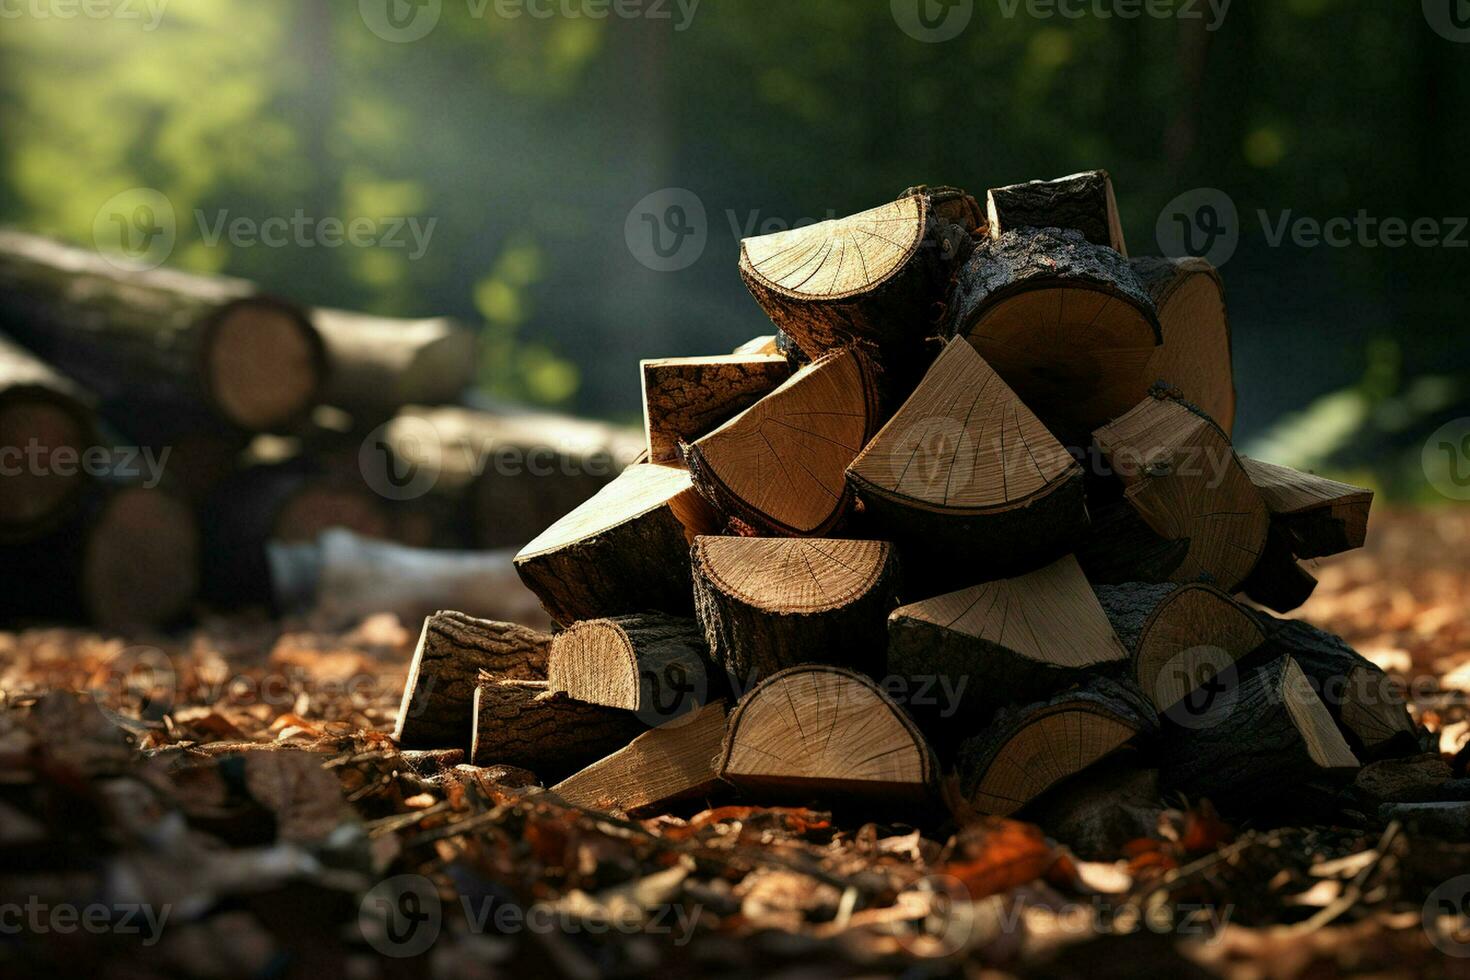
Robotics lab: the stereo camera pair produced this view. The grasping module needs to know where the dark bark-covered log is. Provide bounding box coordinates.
[986,170,1127,254]
[684,348,881,537]
[1132,256,1236,434]
[551,700,727,816]
[956,678,1156,817]
[1093,388,1269,591]
[739,191,974,366]
[901,184,986,236]
[1159,656,1360,808]
[547,613,717,727]
[470,678,645,781]
[1075,496,1190,586]
[514,463,719,626]
[847,337,1087,585]
[1241,457,1373,559]
[268,529,546,632]
[718,665,937,806]
[692,536,900,687]
[1025,752,1165,860]
[0,331,98,541]
[886,556,1128,745]
[312,308,477,423]
[0,230,324,432]
[640,354,793,464]
[393,611,550,750]
[946,227,1161,443]
[1237,525,1319,613]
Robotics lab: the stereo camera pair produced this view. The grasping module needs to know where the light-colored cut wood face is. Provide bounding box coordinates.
[1241,457,1373,516]
[893,555,1126,668]
[518,463,696,559]
[547,621,639,710]
[850,338,1077,512]
[1147,271,1235,434]
[208,303,318,429]
[723,667,928,786]
[1135,585,1264,710]
[971,707,1137,815]
[692,350,871,534]
[740,196,925,298]
[695,536,891,614]
[1279,659,1360,770]
[966,286,1157,438]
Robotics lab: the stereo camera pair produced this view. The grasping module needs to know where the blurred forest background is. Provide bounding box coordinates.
[1,0,1467,499]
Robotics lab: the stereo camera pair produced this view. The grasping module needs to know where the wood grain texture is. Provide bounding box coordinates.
[471,678,645,781]
[1132,256,1236,433]
[641,354,793,464]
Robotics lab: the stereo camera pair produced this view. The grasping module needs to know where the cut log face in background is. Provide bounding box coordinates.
[640,354,793,464]
[470,677,646,780]
[946,227,1161,444]
[1132,257,1236,433]
[683,348,880,537]
[692,535,900,686]
[1241,457,1373,559]
[514,463,719,626]
[311,309,477,424]
[717,665,936,806]
[1093,391,1270,592]
[887,556,1128,735]
[546,613,716,727]
[847,337,1087,580]
[985,170,1127,255]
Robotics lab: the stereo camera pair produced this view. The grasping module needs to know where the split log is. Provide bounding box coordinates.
[267,529,546,632]
[1133,257,1236,433]
[640,354,793,464]
[1094,582,1266,714]
[946,227,1161,442]
[470,678,645,781]
[1241,457,1373,558]
[692,536,900,686]
[683,347,881,536]
[0,331,98,540]
[986,170,1127,254]
[514,463,720,625]
[312,308,476,423]
[1236,526,1319,613]
[394,611,550,750]
[1159,657,1360,807]
[731,335,779,356]
[887,556,1128,740]
[0,230,324,432]
[551,701,727,816]
[717,665,937,806]
[546,613,717,727]
[847,337,1087,582]
[1093,389,1269,591]
[1075,497,1190,586]
[902,184,987,235]
[956,678,1156,817]
[1024,753,1165,860]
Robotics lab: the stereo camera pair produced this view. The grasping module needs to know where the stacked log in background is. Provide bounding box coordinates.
[400,172,1438,836]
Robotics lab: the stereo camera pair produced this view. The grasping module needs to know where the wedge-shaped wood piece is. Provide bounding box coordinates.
[1236,525,1320,613]
[718,666,936,805]
[848,338,1087,577]
[692,536,900,685]
[394,612,550,750]
[947,228,1161,442]
[986,170,1127,254]
[684,348,880,536]
[1096,582,1266,714]
[1133,257,1236,433]
[552,701,727,816]
[731,335,779,356]
[887,556,1127,738]
[739,191,972,361]
[1241,457,1373,559]
[957,679,1156,817]
[514,463,719,626]
[902,184,986,235]
[1160,657,1360,807]
[641,354,793,464]
[547,613,717,728]
[1093,390,1269,592]
[471,678,645,781]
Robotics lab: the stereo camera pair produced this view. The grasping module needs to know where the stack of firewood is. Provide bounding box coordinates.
[402,171,1420,825]
[0,231,637,631]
